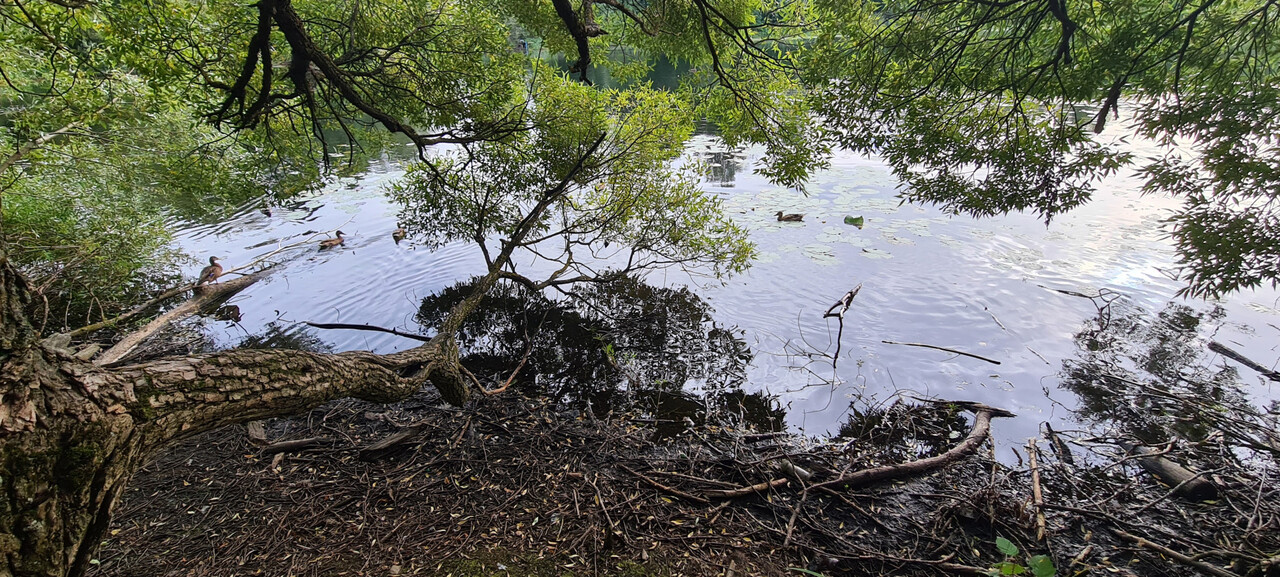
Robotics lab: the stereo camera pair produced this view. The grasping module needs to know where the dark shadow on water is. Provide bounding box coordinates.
[833,401,972,465]
[1058,299,1279,460]
[416,276,785,438]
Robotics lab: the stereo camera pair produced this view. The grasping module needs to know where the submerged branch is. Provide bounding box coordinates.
[810,403,1015,491]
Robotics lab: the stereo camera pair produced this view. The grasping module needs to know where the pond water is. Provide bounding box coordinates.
[172,127,1280,457]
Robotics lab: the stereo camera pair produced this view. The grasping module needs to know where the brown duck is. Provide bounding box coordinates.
[775,211,804,222]
[197,256,223,285]
[392,226,406,243]
[319,230,346,249]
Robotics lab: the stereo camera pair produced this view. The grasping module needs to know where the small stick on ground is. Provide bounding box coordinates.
[1027,438,1047,541]
[619,464,710,505]
[782,488,808,548]
[1069,544,1094,568]
[703,479,789,499]
[810,404,1015,491]
[260,437,328,455]
[1113,530,1243,577]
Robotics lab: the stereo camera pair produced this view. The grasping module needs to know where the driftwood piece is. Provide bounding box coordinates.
[1209,341,1280,382]
[96,272,267,366]
[772,459,814,482]
[360,425,430,458]
[260,437,328,455]
[810,403,1015,491]
[1120,442,1219,501]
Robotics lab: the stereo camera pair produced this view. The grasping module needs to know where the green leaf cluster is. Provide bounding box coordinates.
[991,537,1055,577]
[390,71,751,280]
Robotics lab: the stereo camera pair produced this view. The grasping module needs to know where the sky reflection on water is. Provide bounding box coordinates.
[174,132,1280,456]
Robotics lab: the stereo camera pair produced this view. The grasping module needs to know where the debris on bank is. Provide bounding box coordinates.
[95,389,1280,577]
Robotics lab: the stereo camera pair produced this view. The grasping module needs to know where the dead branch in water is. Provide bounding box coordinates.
[822,283,861,368]
[881,340,1002,365]
[810,403,1015,491]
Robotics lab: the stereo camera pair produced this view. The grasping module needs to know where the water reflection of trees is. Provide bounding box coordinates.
[238,322,333,353]
[833,401,971,466]
[416,276,783,435]
[698,149,744,187]
[1059,301,1279,458]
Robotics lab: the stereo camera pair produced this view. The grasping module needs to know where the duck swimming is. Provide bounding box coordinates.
[319,230,346,249]
[775,211,804,222]
[392,226,406,243]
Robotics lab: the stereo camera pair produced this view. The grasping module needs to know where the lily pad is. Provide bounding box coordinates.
[802,244,838,265]
[844,215,865,228]
[860,248,893,260]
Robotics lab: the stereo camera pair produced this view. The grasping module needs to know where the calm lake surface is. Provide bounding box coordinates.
[173,127,1280,457]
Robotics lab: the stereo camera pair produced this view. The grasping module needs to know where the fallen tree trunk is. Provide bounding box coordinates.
[95,272,267,366]
[0,133,604,577]
[0,251,486,577]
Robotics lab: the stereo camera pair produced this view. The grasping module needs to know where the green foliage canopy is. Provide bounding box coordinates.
[7,0,1280,324]
[809,0,1280,297]
[390,71,752,285]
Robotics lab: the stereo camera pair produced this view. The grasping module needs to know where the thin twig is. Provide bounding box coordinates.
[619,464,710,504]
[881,340,1001,365]
[1027,438,1047,541]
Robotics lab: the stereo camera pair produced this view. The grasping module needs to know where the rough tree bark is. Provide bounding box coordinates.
[0,247,487,577]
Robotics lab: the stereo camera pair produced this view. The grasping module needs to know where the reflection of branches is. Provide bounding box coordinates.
[1060,300,1279,461]
[414,274,774,431]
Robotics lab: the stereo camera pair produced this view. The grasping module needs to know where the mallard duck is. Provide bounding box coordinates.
[197,256,223,285]
[775,211,804,222]
[319,230,346,249]
[392,226,406,243]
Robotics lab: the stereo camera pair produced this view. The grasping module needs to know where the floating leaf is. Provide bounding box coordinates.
[844,215,865,228]
[860,248,893,259]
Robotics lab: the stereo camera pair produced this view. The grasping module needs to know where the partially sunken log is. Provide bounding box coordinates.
[1122,442,1219,501]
